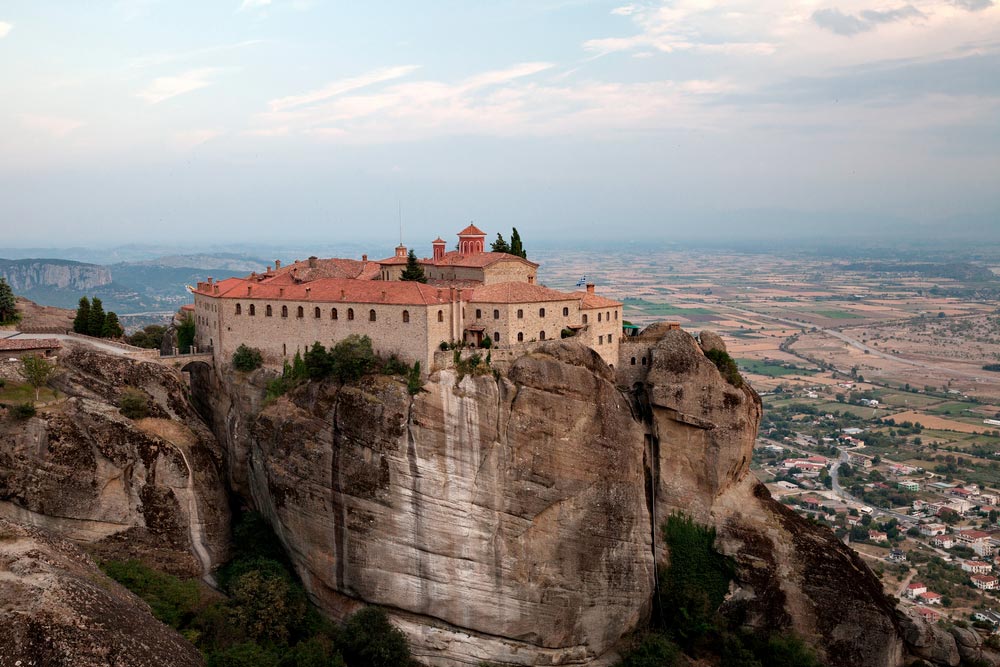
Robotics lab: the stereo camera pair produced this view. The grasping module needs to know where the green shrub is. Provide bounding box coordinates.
[303,342,332,379]
[11,402,35,420]
[615,632,682,667]
[705,348,743,388]
[407,362,422,395]
[338,607,412,667]
[383,354,409,376]
[208,643,280,667]
[101,559,201,629]
[480,336,492,349]
[119,388,149,419]
[329,335,376,382]
[439,341,449,351]
[228,568,308,644]
[232,345,263,372]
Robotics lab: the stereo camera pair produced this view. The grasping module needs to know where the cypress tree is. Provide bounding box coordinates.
[490,233,510,254]
[102,311,124,338]
[0,278,16,324]
[400,250,427,283]
[73,297,91,333]
[87,297,106,337]
[510,228,527,259]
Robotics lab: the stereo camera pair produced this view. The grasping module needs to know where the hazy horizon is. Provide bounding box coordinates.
[1,1,998,246]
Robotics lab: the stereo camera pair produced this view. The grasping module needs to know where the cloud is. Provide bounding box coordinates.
[239,0,271,9]
[0,21,12,38]
[611,4,638,16]
[173,129,223,149]
[128,40,263,70]
[267,65,421,111]
[137,68,223,104]
[951,0,994,10]
[21,115,84,137]
[812,5,925,36]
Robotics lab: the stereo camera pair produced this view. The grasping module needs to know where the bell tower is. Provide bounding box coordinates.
[432,237,446,261]
[456,223,486,255]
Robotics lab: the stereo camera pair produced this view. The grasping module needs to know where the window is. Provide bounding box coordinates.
[493,331,499,342]
[599,335,604,344]
[402,310,410,323]
[562,307,569,316]
[539,308,546,318]
[266,305,272,317]
[281,305,288,318]
[369,309,376,322]
[297,306,304,318]
[493,309,499,319]
[642,357,647,366]
[606,311,611,322]
[608,333,613,343]
[314,307,321,318]
[348,308,354,320]
[249,304,256,316]
[598,312,602,322]
[236,304,242,315]
[517,332,524,342]
[437,310,443,323]
[631,357,636,365]
[283,343,286,356]
[331,308,338,320]
[539,331,546,340]
[582,314,588,324]
[476,309,482,319]
[615,310,619,320]
[517,309,524,319]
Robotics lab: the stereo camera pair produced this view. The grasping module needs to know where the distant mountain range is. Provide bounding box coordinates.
[0,253,269,315]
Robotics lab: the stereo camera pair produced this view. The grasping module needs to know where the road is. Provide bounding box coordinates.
[829,461,912,523]
[3,332,134,357]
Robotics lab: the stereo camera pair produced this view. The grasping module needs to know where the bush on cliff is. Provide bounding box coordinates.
[119,388,149,419]
[705,348,743,388]
[232,345,263,372]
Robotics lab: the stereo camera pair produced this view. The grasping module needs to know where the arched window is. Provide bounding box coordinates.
[437,310,443,322]
[539,308,546,318]
[608,333,613,343]
[582,314,588,324]
[599,335,604,344]
[369,309,376,322]
[539,331,546,341]
[402,310,410,323]
[517,332,524,342]
[297,306,304,318]
[615,310,619,320]
[266,305,272,317]
[517,309,524,319]
[606,311,611,321]
[331,308,338,320]
[562,307,569,316]
[249,304,256,316]
[493,331,499,342]
[347,308,354,320]
[598,312,602,322]
[314,307,321,318]
[642,357,647,366]
[631,357,636,365]
[493,309,499,319]
[281,305,288,318]
[236,303,242,315]
[475,309,482,319]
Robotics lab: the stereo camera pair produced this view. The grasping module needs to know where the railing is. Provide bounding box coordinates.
[159,346,214,360]
[65,332,162,359]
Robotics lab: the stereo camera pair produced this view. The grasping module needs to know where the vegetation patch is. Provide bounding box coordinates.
[231,345,263,372]
[705,349,744,388]
[737,358,817,377]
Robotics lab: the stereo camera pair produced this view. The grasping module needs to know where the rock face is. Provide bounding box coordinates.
[0,258,111,292]
[0,516,204,667]
[0,346,228,576]
[199,328,931,666]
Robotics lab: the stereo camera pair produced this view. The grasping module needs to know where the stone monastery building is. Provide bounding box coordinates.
[191,224,623,370]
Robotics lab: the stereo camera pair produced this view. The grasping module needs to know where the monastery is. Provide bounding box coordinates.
[190,224,624,371]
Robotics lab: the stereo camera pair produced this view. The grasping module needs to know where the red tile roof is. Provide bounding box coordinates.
[0,338,61,351]
[467,282,579,304]
[457,223,486,236]
[428,251,538,269]
[972,574,998,582]
[264,257,381,282]
[432,237,446,243]
[195,277,451,306]
[570,290,622,309]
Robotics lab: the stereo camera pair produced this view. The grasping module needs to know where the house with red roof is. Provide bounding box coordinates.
[972,574,999,590]
[906,583,927,598]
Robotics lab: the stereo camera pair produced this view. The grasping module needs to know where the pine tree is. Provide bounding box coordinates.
[490,233,510,254]
[73,297,91,333]
[400,249,427,283]
[0,277,16,325]
[510,228,526,259]
[102,311,124,338]
[87,297,106,337]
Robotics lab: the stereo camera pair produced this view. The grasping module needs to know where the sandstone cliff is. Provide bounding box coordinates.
[0,345,228,577]
[197,327,948,666]
[0,258,111,292]
[0,516,204,667]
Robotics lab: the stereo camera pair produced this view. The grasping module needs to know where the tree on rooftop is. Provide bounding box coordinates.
[73,297,91,334]
[400,250,427,283]
[490,233,510,254]
[510,228,527,259]
[0,277,17,325]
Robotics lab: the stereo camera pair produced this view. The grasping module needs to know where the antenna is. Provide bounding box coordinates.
[398,199,403,245]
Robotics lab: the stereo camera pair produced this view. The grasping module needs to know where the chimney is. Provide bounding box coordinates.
[275,260,281,270]
[362,254,368,262]
[266,265,272,274]
[308,256,317,268]
[247,286,252,296]
[436,288,442,300]
[207,276,214,285]
[381,290,387,301]
[305,287,311,297]
[213,285,219,294]
[279,287,285,297]
[586,283,595,294]
[340,289,345,300]
[250,271,257,279]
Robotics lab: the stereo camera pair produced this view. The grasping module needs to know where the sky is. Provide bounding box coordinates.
[0,0,998,248]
